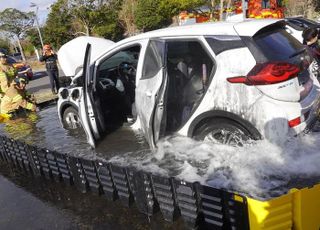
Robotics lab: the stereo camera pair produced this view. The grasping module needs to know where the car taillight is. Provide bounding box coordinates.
[288,116,301,128]
[227,62,300,85]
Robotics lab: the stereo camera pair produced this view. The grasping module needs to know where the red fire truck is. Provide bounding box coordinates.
[178,0,284,25]
[240,0,284,19]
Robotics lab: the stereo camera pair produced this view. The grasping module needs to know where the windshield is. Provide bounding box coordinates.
[99,51,135,71]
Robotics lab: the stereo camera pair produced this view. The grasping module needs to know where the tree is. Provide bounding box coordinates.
[316,0,320,12]
[25,28,43,48]
[119,0,139,36]
[0,37,10,53]
[69,0,96,36]
[306,0,315,18]
[43,0,74,49]
[0,8,35,60]
[91,2,125,41]
[134,0,167,31]
[134,0,205,32]
[68,0,124,40]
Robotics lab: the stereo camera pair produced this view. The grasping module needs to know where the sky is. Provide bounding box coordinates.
[0,0,56,25]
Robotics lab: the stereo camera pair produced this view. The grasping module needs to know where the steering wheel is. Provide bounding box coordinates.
[98,78,115,90]
[117,62,136,79]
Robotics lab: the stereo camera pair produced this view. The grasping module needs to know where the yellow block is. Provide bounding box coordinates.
[247,184,320,230]
[292,184,320,230]
[247,194,293,229]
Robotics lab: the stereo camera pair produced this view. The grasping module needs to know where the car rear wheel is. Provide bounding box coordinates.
[193,118,251,146]
[62,107,82,130]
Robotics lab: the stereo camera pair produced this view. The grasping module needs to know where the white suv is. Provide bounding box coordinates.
[57,19,320,149]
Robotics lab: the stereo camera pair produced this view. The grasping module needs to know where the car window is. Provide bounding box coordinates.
[254,28,307,63]
[99,52,132,70]
[97,45,141,80]
[141,40,164,80]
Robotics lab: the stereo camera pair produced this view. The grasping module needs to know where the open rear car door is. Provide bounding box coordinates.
[135,39,167,149]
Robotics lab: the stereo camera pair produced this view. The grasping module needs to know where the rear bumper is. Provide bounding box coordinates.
[291,98,320,135]
[303,97,320,133]
[289,87,320,135]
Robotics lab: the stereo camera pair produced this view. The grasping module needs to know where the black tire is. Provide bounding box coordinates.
[193,118,251,146]
[62,107,82,130]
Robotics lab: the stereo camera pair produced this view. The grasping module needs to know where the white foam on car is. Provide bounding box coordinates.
[110,132,320,200]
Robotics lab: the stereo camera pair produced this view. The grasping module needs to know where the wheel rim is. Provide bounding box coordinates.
[204,128,246,146]
[65,112,81,129]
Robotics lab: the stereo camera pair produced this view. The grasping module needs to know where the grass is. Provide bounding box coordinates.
[33,89,58,104]
[29,60,46,71]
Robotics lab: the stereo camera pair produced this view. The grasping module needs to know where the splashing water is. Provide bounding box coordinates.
[110,132,320,200]
[1,106,320,200]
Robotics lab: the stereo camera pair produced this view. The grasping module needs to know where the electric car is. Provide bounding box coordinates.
[57,19,320,149]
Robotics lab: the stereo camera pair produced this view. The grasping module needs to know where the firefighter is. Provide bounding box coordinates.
[39,44,60,94]
[0,77,36,116]
[0,51,18,96]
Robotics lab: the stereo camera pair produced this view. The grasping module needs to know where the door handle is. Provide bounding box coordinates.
[146,91,152,97]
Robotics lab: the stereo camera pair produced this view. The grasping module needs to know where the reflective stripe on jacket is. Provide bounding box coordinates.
[0,64,17,93]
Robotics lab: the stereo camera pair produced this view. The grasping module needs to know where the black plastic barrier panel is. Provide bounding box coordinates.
[95,161,117,200]
[0,135,250,229]
[151,175,180,222]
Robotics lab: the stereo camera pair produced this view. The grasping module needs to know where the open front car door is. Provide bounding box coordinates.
[79,43,104,147]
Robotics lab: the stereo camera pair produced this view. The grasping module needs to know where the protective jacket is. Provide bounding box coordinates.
[0,82,36,114]
[0,63,17,94]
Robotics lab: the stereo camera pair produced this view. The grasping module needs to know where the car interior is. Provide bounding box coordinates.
[164,40,214,134]
[94,45,141,131]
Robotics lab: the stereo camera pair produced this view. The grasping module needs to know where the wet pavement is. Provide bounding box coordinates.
[0,163,186,230]
[0,104,149,160]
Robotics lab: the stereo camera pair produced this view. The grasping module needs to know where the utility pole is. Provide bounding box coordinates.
[242,0,247,20]
[15,35,26,61]
[30,2,44,48]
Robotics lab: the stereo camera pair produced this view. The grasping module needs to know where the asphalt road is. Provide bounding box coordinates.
[26,69,65,93]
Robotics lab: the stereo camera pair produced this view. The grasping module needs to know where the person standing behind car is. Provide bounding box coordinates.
[39,44,60,94]
[302,28,320,79]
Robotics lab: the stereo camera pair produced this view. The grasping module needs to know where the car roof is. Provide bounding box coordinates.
[112,19,282,47]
